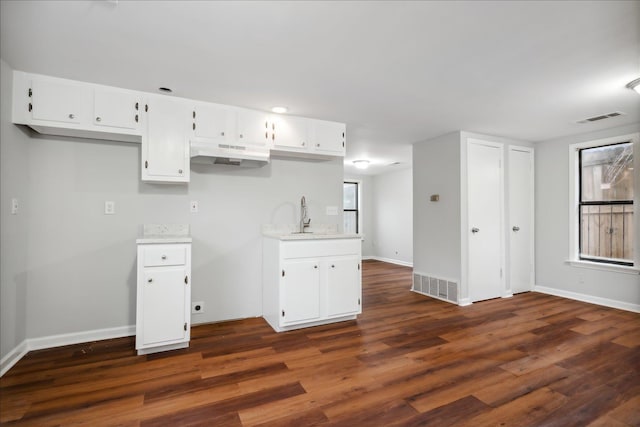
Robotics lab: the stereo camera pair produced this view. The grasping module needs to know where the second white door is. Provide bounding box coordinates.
[468,139,504,302]
[509,146,534,294]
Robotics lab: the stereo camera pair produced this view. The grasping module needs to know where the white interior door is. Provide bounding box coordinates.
[468,140,504,302]
[509,146,534,294]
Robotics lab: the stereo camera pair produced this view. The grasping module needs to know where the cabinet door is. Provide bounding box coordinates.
[271,115,309,151]
[237,108,270,147]
[311,119,346,155]
[192,103,234,143]
[94,88,141,130]
[281,259,321,324]
[327,257,361,317]
[31,78,90,125]
[141,266,187,346]
[143,96,190,182]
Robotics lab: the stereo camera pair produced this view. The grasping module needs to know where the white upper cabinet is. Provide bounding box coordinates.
[31,78,90,125]
[311,119,346,155]
[271,115,309,151]
[191,102,234,144]
[142,95,190,183]
[237,108,270,146]
[93,88,141,131]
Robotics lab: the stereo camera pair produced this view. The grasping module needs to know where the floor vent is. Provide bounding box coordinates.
[412,272,458,304]
[577,111,625,124]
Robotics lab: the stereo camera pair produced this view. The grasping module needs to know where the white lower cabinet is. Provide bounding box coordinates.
[136,243,191,355]
[263,237,362,332]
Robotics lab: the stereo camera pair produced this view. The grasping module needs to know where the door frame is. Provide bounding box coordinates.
[460,138,506,304]
[508,145,535,294]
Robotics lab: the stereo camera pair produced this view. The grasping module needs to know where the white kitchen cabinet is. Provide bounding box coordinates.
[270,114,309,152]
[136,242,191,355]
[93,88,141,131]
[263,236,362,332]
[237,108,271,147]
[30,78,90,125]
[311,119,346,156]
[191,102,234,144]
[142,95,190,183]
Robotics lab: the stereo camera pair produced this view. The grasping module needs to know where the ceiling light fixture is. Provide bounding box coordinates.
[626,78,640,94]
[353,160,370,170]
[271,106,288,114]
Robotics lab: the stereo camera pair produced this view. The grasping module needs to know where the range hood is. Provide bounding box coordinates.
[190,140,270,167]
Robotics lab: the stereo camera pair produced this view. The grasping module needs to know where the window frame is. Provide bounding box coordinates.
[568,133,639,273]
[343,180,360,234]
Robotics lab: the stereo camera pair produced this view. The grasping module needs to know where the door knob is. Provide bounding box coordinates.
[471,227,479,233]
[512,226,520,232]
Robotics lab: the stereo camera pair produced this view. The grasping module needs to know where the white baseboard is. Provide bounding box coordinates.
[1,325,135,377]
[534,286,640,313]
[458,298,472,306]
[366,256,413,267]
[0,340,28,377]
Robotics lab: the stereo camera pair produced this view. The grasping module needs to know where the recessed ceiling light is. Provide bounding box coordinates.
[626,78,640,94]
[158,87,173,93]
[271,106,288,114]
[353,160,370,170]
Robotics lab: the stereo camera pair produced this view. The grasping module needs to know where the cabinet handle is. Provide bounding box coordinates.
[265,121,268,128]
[178,169,183,174]
[135,102,139,111]
[221,131,225,136]
[68,113,75,119]
[135,114,139,123]
[272,133,275,141]
[512,226,520,232]
[471,227,479,233]
[265,131,268,139]
[96,116,101,122]
[316,143,320,147]
[239,134,244,139]
[184,275,188,285]
[147,278,153,283]
[161,255,167,260]
[302,141,305,146]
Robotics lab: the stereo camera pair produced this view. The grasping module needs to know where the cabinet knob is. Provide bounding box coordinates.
[471,227,479,233]
[316,143,320,147]
[302,142,305,146]
[239,134,244,139]
[161,255,167,260]
[314,265,318,269]
[96,116,101,122]
[147,278,153,283]
[221,131,225,136]
[331,264,335,268]
[512,226,520,232]
[68,113,75,119]
[178,169,183,174]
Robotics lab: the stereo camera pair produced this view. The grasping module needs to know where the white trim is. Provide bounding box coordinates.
[565,259,639,275]
[0,325,135,377]
[534,285,640,313]
[458,298,472,306]
[0,340,28,377]
[568,133,639,268]
[368,256,413,267]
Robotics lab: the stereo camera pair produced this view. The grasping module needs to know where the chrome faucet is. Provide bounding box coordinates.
[299,196,311,233]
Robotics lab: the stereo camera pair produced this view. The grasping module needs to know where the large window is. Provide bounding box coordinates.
[343,181,359,234]
[579,141,634,266]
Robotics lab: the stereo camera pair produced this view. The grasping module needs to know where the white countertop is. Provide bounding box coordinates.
[136,224,192,244]
[263,232,361,241]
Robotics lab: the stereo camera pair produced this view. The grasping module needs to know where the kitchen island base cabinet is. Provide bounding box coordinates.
[263,236,362,333]
[136,242,191,355]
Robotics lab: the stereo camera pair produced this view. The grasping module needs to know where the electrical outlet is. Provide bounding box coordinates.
[192,301,204,314]
[104,201,115,215]
[190,200,199,213]
[11,198,18,215]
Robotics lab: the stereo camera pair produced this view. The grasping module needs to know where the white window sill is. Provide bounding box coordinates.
[565,259,639,275]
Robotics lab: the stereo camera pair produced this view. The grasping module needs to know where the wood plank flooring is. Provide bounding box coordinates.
[1,260,639,426]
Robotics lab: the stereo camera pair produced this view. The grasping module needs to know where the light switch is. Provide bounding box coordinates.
[104,201,115,215]
[190,200,199,213]
[11,198,18,215]
[326,206,339,215]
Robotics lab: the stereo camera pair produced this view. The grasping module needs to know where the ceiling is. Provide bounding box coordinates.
[1,1,639,175]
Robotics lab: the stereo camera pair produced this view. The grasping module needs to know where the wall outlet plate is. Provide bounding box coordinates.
[190,201,199,213]
[104,201,115,215]
[192,301,204,314]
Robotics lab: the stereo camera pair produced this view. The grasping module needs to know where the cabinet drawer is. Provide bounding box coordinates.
[142,245,187,267]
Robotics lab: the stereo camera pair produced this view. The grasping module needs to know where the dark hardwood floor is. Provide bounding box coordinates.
[1,260,639,426]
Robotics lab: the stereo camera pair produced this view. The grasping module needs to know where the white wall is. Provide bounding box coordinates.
[535,123,640,308]
[0,61,344,349]
[372,168,413,265]
[413,132,462,281]
[345,174,374,258]
[1,59,29,361]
